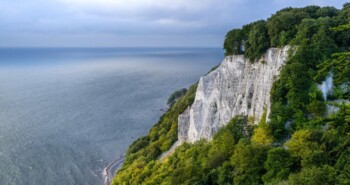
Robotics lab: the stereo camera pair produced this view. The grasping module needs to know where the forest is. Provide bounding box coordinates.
[113,4,350,185]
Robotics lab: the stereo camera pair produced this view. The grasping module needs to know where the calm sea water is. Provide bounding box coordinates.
[0,48,223,185]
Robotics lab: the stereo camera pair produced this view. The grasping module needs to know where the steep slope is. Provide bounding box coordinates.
[113,4,350,185]
[178,46,290,143]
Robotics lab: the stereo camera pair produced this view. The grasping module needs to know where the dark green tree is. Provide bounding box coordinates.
[244,20,270,61]
[224,29,243,56]
[267,8,309,46]
[315,6,339,18]
[287,165,336,185]
[263,148,293,183]
[231,140,267,185]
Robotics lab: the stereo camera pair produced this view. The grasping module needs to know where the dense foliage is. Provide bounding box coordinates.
[167,88,187,105]
[223,5,345,61]
[114,4,350,185]
[115,103,350,184]
[112,83,198,184]
[224,29,243,55]
[269,5,350,140]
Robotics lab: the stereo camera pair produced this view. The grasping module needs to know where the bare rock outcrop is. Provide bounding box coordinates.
[178,46,290,143]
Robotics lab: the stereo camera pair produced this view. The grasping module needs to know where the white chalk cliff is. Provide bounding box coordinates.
[178,46,290,143]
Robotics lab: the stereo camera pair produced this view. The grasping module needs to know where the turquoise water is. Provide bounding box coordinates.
[0,48,223,185]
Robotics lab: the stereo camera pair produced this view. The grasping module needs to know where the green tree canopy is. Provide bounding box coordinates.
[224,29,243,56]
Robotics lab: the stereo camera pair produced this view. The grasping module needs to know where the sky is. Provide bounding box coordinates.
[0,0,348,47]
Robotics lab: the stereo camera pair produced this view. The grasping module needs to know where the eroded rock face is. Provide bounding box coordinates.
[178,46,290,143]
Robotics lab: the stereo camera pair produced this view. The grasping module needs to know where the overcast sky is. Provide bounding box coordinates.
[0,0,347,47]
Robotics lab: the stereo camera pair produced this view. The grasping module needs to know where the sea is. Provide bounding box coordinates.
[0,48,223,185]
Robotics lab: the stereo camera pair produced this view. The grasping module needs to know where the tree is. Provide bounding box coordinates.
[317,47,350,87]
[263,148,293,184]
[306,85,326,118]
[223,115,253,143]
[292,18,322,44]
[224,29,243,56]
[285,129,328,168]
[333,3,350,48]
[217,161,235,185]
[244,20,270,61]
[335,147,350,184]
[286,165,336,185]
[315,6,339,18]
[207,130,235,169]
[231,140,267,185]
[167,88,187,105]
[267,8,309,46]
[251,109,274,146]
[127,136,150,155]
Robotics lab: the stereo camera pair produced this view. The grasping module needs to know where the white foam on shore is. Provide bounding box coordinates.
[102,155,125,185]
[102,167,108,185]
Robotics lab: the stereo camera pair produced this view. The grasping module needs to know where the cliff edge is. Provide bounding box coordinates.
[178,46,290,143]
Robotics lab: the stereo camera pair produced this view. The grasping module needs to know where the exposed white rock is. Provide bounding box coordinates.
[326,100,349,115]
[317,75,350,115]
[178,46,290,143]
[318,74,333,100]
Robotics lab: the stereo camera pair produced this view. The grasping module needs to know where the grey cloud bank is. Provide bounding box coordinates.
[0,0,347,47]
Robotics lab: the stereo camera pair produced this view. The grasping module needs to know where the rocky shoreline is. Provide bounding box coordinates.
[103,155,125,185]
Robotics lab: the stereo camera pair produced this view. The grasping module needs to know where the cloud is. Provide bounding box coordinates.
[58,0,237,29]
[61,0,228,13]
[0,0,347,47]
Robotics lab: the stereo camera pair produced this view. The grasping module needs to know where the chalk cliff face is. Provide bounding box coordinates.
[178,46,290,143]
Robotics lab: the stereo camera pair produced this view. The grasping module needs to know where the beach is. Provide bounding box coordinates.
[104,155,125,185]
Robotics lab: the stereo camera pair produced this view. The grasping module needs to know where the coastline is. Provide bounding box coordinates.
[103,154,125,185]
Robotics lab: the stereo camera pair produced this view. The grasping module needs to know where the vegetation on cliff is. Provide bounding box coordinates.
[113,4,350,185]
[112,83,197,184]
[167,88,187,105]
